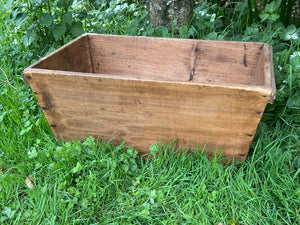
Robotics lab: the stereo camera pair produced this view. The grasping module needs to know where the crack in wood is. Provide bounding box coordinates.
[135,98,141,104]
[188,69,194,81]
[243,53,248,67]
[189,44,199,81]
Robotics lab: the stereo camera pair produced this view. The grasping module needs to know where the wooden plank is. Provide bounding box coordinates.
[24,69,271,161]
[264,45,276,103]
[32,35,93,73]
[87,34,263,86]
[252,46,265,86]
[252,44,276,103]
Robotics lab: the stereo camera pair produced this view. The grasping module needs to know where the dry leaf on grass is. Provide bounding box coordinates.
[25,177,34,189]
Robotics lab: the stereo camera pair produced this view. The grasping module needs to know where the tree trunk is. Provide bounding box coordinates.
[146,0,194,30]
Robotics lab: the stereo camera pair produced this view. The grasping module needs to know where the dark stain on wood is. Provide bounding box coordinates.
[216,56,228,63]
[259,44,264,50]
[135,98,141,104]
[50,124,57,128]
[243,44,247,50]
[246,134,253,137]
[189,44,199,81]
[188,69,194,81]
[95,62,100,71]
[41,92,53,110]
[256,111,261,115]
[243,54,247,67]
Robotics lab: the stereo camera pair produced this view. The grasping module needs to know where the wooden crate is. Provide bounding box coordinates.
[23,34,276,161]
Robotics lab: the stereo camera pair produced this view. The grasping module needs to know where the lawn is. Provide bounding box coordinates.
[0,0,299,224]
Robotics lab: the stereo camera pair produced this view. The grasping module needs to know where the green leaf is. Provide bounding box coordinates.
[138,208,150,217]
[295,188,300,198]
[0,216,7,223]
[281,25,299,41]
[23,32,36,47]
[269,13,280,22]
[58,0,72,8]
[71,162,82,174]
[20,124,33,136]
[2,207,16,219]
[63,12,73,25]
[268,13,279,22]
[52,23,66,41]
[259,12,269,22]
[40,13,53,26]
[14,12,27,27]
[0,112,7,122]
[4,0,13,10]
[155,26,169,37]
[265,1,277,13]
[70,22,84,37]
[287,90,300,108]
[126,18,139,35]
[57,0,64,8]
[149,144,160,156]
[28,148,38,159]
[179,26,189,39]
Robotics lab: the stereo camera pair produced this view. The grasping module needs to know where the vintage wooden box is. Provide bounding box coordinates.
[23,33,276,161]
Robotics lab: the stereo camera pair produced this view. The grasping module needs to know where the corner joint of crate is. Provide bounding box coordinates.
[267,92,276,104]
[22,73,31,86]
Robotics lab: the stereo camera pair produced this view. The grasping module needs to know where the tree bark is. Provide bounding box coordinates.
[146,0,194,30]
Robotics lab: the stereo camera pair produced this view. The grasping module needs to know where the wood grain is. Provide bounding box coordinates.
[88,34,263,86]
[31,35,93,73]
[23,34,276,161]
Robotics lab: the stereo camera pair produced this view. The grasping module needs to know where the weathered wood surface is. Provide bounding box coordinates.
[88,34,264,86]
[23,34,276,161]
[33,35,93,73]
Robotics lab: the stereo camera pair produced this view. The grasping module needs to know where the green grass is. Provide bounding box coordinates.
[1,0,300,224]
[0,81,299,224]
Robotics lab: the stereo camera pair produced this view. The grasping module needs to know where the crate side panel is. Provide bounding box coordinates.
[33,35,93,73]
[88,35,263,86]
[193,41,264,85]
[252,50,265,86]
[88,35,194,83]
[26,72,270,161]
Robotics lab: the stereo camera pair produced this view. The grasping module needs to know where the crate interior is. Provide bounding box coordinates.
[33,34,266,86]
